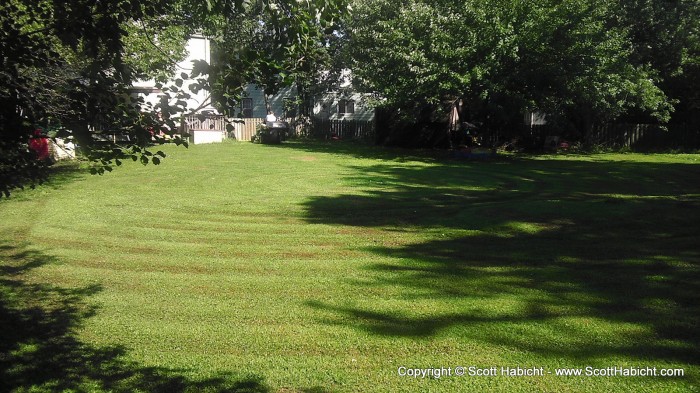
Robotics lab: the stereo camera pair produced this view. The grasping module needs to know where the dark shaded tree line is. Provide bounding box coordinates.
[341,0,700,147]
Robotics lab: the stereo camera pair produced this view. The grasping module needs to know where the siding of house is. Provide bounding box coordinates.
[132,34,218,115]
[312,92,375,122]
[239,84,375,123]
[230,87,377,141]
[240,84,297,119]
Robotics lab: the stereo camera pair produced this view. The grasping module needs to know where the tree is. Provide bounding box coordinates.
[616,0,700,124]
[205,0,347,123]
[122,16,190,82]
[0,0,188,195]
[344,0,676,144]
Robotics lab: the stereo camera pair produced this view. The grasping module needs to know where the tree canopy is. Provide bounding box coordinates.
[204,0,346,119]
[344,0,698,140]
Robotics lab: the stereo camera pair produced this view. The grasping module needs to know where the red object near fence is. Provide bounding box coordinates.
[29,129,50,160]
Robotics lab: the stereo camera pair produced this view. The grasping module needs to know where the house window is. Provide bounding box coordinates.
[241,98,253,118]
[346,100,355,114]
[338,99,355,114]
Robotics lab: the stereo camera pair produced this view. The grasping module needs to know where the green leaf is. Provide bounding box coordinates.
[190,60,210,78]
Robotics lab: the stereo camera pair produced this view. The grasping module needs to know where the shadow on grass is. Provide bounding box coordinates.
[0,244,273,393]
[302,156,700,365]
[268,139,449,163]
[2,161,87,201]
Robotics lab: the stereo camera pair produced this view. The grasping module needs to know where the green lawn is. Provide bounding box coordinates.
[1,140,699,392]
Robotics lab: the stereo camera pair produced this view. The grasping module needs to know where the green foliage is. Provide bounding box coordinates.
[206,0,348,116]
[345,0,690,134]
[122,17,190,82]
[0,0,184,195]
[617,0,700,123]
[0,137,49,197]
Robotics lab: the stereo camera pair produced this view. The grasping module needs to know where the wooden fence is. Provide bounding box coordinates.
[180,115,375,142]
[483,123,699,150]
[302,118,375,140]
[231,118,264,141]
[182,114,226,144]
[587,124,700,149]
[182,115,263,142]
[183,114,227,131]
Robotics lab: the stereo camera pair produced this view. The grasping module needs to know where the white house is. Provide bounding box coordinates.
[310,69,375,123]
[131,34,225,144]
[237,84,298,119]
[132,34,218,114]
[132,35,376,142]
[237,69,375,123]
[227,67,376,140]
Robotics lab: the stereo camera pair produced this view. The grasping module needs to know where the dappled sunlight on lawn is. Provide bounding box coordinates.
[302,155,700,370]
[0,243,276,393]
